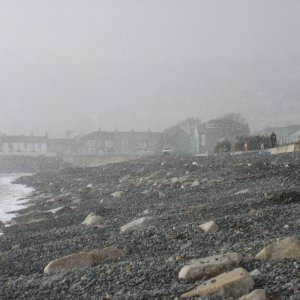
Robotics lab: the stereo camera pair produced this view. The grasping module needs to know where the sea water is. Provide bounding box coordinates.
[0,174,33,225]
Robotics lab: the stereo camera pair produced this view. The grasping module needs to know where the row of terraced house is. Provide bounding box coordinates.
[0,130,161,156]
[1,124,300,156]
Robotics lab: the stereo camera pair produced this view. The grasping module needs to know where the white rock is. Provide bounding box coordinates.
[255,237,300,260]
[48,206,65,214]
[141,190,149,195]
[120,217,152,233]
[82,213,105,226]
[191,180,200,187]
[238,289,266,300]
[179,252,242,282]
[159,191,166,199]
[181,267,254,299]
[86,183,93,188]
[44,247,126,274]
[199,221,219,233]
[235,189,249,195]
[170,177,179,183]
[250,269,262,280]
[178,175,191,183]
[111,191,124,198]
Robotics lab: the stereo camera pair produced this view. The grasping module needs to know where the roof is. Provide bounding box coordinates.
[47,138,77,145]
[256,125,300,137]
[1,135,47,143]
[82,130,161,141]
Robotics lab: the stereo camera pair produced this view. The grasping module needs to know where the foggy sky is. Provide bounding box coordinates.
[0,0,299,137]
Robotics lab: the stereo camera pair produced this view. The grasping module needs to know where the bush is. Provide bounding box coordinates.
[234,135,270,151]
[214,139,231,153]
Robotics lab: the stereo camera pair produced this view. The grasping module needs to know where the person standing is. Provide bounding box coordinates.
[270,132,277,148]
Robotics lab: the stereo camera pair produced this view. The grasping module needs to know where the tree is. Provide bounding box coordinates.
[155,117,201,154]
[155,125,191,154]
[214,113,250,137]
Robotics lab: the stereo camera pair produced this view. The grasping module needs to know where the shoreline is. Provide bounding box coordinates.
[1,153,300,299]
[0,173,34,226]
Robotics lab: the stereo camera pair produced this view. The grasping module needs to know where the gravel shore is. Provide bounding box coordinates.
[1,153,300,299]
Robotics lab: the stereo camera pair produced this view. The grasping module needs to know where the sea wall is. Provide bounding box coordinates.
[0,155,70,173]
[61,154,141,167]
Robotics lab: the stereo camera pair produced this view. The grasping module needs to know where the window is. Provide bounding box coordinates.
[121,139,129,154]
[138,141,147,149]
[105,140,113,148]
[205,122,217,129]
[88,140,96,147]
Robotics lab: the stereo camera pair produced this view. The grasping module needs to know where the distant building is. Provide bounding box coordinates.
[80,130,161,155]
[0,135,48,155]
[255,125,300,145]
[191,118,250,153]
[47,138,79,155]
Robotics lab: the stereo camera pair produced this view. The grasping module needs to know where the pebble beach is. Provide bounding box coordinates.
[1,153,300,299]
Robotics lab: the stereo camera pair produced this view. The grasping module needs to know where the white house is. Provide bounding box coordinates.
[0,135,48,155]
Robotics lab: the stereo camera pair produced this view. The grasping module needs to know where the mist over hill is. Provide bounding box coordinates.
[0,0,299,136]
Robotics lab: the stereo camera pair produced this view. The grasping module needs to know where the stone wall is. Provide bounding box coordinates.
[61,154,141,167]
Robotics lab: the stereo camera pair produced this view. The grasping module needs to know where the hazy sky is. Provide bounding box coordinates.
[0,0,299,137]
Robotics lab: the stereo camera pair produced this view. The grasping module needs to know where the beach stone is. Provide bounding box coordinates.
[181,267,254,299]
[199,220,219,233]
[250,269,262,280]
[235,188,249,195]
[255,237,300,260]
[238,289,266,300]
[78,186,92,194]
[111,191,124,198]
[11,244,20,250]
[178,252,242,282]
[120,217,152,232]
[44,247,126,274]
[82,213,105,226]
[191,180,200,187]
[178,175,191,184]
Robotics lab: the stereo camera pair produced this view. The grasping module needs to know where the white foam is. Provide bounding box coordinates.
[0,174,33,224]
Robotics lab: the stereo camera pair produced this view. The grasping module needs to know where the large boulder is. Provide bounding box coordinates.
[44,247,126,274]
[255,237,300,260]
[179,252,242,282]
[82,213,105,226]
[121,217,152,233]
[181,268,254,299]
[238,289,266,300]
[199,220,219,233]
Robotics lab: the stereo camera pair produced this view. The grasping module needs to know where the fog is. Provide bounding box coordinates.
[0,0,299,137]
